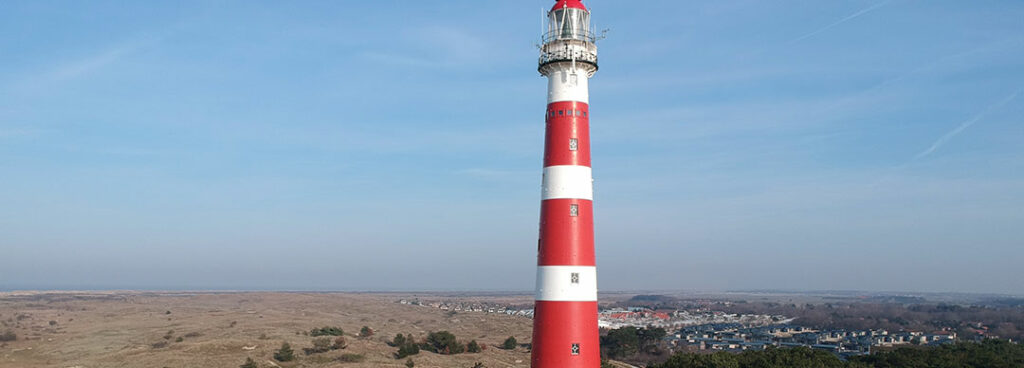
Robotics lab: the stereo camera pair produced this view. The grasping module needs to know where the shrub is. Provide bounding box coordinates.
[333,336,348,349]
[310,326,344,336]
[239,357,258,368]
[151,341,169,349]
[175,336,183,342]
[274,342,295,362]
[467,340,481,353]
[49,320,57,326]
[0,331,15,342]
[423,331,464,354]
[337,353,365,363]
[391,333,406,347]
[405,358,415,367]
[184,332,202,338]
[304,337,333,354]
[472,363,485,368]
[360,326,374,337]
[502,336,517,350]
[396,340,421,359]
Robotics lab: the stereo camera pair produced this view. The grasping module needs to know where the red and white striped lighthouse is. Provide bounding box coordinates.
[531,1,600,367]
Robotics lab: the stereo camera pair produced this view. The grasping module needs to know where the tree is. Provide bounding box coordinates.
[240,357,258,368]
[502,336,518,350]
[467,340,482,353]
[392,333,407,347]
[361,326,374,338]
[405,358,415,367]
[601,327,640,359]
[423,331,464,354]
[274,342,295,362]
[395,333,420,358]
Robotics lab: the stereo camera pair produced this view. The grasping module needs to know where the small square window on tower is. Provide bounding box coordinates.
[569,204,579,217]
[571,343,580,355]
[571,272,579,284]
[569,138,578,151]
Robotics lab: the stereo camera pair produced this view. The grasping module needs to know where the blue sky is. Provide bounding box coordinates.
[1,1,1022,294]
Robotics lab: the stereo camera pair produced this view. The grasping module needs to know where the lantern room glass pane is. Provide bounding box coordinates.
[548,8,590,42]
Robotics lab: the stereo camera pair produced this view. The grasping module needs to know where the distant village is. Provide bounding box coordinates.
[670,322,957,358]
[398,299,964,357]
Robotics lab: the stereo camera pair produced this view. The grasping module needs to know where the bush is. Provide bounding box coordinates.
[337,353,365,363]
[397,340,421,358]
[502,336,517,350]
[405,358,415,367]
[311,326,344,336]
[240,357,258,368]
[467,340,481,353]
[150,341,169,349]
[423,331,464,354]
[184,332,203,338]
[391,333,407,347]
[175,336,183,342]
[333,336,348,349]
[0,331,15,342]
[304,337,333,354]
[360,326,374,338]
[274,342,295,362]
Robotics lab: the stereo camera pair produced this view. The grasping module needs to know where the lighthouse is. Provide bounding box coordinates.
[531,0,600,367]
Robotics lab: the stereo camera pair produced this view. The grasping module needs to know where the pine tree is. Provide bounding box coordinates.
[502,336,517,350]
[274,342,295,362]
[240,357,258,368]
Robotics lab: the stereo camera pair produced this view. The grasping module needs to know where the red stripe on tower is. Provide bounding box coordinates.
[532,1,601,367]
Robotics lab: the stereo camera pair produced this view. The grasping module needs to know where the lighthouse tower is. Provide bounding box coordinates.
[531,0,600,367]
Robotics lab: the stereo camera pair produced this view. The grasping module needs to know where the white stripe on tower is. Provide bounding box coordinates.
[535,265,598,301]
[541,166,593,200]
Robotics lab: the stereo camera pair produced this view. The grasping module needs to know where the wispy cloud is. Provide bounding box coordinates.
[789,0,892,43]
[358,25,491,68]
[914,89,1020,160]
[9,25,181,94]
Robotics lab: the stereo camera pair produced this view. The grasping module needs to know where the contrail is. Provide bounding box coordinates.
[790,0,892,43]
[914,89,1020,160]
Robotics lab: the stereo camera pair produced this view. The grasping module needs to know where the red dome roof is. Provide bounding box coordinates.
[551,0,587,12]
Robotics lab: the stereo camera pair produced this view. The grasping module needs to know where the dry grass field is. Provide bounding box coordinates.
[0,292,536,368]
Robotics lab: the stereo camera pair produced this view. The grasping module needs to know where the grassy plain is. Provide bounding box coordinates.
[0,292,535,368]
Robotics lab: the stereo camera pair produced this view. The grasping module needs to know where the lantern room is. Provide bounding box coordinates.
[545,0,593,43]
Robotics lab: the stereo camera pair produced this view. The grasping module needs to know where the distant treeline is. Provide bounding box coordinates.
[649,339,1024,368]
